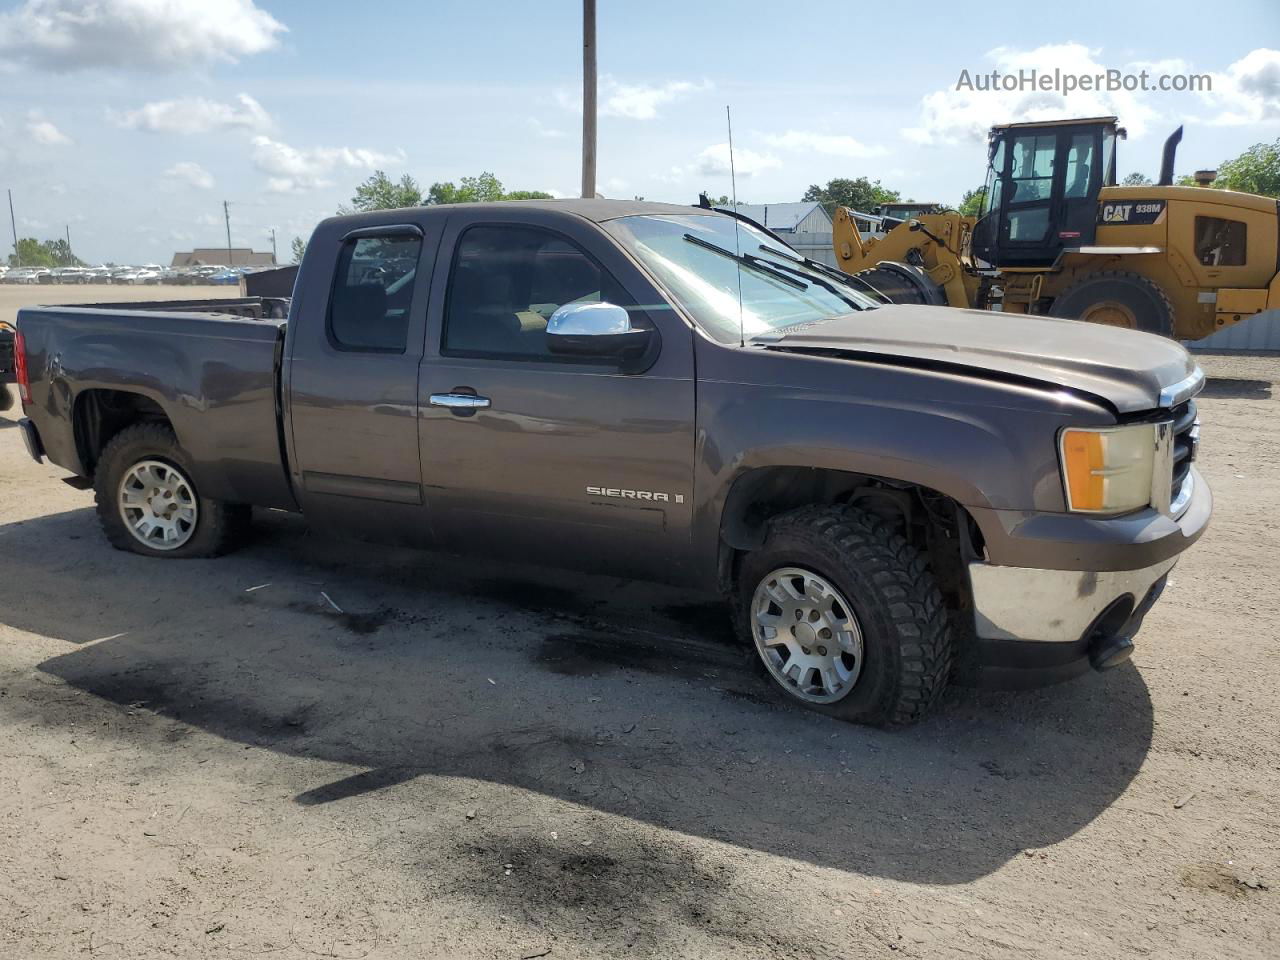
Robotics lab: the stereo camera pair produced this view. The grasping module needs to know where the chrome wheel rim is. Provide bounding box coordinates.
[118,460,198,551]
[751,566,864,704]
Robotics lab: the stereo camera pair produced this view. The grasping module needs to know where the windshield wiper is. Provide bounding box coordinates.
[757,243,892,305]
[683,234,807,290]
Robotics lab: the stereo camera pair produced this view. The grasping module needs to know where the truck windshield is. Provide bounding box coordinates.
[604,214,878,343]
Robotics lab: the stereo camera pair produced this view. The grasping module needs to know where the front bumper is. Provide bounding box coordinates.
[965,466,1210,688]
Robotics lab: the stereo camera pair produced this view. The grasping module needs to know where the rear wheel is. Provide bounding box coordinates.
[1049,270,1175,337]
[737,506,952,726]
[94,423,248,558]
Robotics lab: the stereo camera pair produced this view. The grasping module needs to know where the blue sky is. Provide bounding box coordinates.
[1,0,1278,264]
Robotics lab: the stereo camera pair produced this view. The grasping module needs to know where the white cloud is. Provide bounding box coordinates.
[1206,48,1280,125]
[903,43,1162,145]
[250,135,404,193]
[557,77,709,120]
[603,79,706,120]
[164,161,215,190]
[763,130,887,159]
[27,113,70,144]
[117,93,272,134]
[694,143,780,178]
[528,117,566,139]
[0,0,286,72]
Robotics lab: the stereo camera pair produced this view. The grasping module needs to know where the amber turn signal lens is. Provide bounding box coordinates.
[1061,428,1106,511]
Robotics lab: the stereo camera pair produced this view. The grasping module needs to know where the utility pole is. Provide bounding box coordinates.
[7,189,19,267]
[223,200,233,266]
[65,224,72,266]
[270,227,277,264]
[580,0,596,199]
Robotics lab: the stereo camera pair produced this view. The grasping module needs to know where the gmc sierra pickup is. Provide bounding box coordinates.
[12,199,1211,725]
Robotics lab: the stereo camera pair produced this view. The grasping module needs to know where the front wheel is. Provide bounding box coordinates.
[93,423,249,558]
[737,506,952,726]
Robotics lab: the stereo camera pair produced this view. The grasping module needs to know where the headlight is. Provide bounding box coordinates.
[1059,424,1156,514]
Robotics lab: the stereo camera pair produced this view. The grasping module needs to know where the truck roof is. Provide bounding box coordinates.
[318,198,720,233]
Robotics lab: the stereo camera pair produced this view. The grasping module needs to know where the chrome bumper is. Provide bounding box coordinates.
[968,554,1178,643]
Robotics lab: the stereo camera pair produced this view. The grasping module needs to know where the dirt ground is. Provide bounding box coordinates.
[0,304,1276,957]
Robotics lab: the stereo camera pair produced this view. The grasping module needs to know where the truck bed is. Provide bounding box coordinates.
[16,305,294,510]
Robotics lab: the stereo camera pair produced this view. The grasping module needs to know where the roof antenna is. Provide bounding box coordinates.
[727,104,745,347]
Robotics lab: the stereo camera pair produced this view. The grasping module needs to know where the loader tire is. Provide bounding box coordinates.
[1049,270,1175,337]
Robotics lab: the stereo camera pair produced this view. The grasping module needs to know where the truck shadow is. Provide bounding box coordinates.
[0,506,1154,886]
[1201,377,1272,400]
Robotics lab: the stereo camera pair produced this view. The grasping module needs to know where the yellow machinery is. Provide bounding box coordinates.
[833,117,1280,339]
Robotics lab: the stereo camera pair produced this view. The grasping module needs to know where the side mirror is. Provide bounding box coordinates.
[546,301,653,362]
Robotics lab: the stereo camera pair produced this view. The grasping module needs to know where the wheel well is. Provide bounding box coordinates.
[74,389,173,477]
[717,466,985,610]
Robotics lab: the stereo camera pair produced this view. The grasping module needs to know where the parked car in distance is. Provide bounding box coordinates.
[49,267,90,284]
[10,199,1212,726]
[7,268,49,284]
[208,268,244,285]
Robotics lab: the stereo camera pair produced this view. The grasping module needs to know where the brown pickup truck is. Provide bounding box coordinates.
[12,199,1211,724]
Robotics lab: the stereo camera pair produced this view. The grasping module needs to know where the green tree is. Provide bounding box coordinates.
[1122,172,1152,186]
[348,170,423,212]
[502,189,556,201]
[424,171,552,205]
[802,177,900,215]
[958,185,987,217]
[1214,138,1280,198]
[8,238,56,268]
[290,236,307,264]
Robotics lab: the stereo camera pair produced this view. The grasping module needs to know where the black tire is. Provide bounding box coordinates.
[736,506,952,726]
[1048,270,1175,337]
[93,422,249,558]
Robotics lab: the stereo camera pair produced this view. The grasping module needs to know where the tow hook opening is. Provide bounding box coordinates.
[1087,596,1137,672]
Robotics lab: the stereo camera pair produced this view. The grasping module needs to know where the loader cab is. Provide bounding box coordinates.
[972,117,1120,268]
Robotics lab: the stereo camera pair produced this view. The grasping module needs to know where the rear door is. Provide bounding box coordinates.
[416,210,697,583]
[287,222,439,544]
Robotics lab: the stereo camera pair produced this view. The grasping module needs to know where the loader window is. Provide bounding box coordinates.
[1194,217,1247,267]
[1064,134,1095,199]
[1010,134,1055,203]
[1004,134,1056,243]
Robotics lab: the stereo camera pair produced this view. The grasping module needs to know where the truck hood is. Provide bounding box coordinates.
[758,305,1197,413]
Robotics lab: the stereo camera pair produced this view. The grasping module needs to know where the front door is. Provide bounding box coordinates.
[287,223,438,544]
[416,214,697,583]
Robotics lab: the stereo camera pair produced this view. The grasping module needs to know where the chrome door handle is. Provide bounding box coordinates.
[429,393,491,410]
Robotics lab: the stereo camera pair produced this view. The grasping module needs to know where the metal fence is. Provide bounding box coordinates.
[1187,311,1280,353]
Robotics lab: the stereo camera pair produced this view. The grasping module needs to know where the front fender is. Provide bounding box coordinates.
[690,343,1113,585]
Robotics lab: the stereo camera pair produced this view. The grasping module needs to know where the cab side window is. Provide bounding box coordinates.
[443,225,632,360]
[1194,216,1247,267]
[328,234,422,352]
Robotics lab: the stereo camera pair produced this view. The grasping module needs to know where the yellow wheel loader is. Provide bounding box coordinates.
[832,117,1280,339]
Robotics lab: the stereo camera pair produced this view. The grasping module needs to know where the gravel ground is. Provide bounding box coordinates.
[0,342,1276,959]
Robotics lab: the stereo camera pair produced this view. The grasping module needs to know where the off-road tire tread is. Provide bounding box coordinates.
[746,505,952,726]
[93,422,249,558]
[1049,270,1176,337]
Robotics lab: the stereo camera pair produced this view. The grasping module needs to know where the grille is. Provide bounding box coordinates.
[1169,398,1198,504]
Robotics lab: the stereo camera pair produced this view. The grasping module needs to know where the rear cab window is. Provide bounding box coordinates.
[328,233,423,352]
